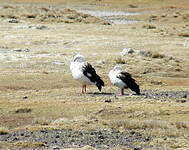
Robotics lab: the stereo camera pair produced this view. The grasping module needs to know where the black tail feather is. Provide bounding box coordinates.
[118,72,140,95]
[96,78,104,91]
[130,83,140,95]
[82,63,104,92]
[126,79,140,95]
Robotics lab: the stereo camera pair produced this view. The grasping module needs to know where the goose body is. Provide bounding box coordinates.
[109,65,140,95]
[70,54,104,93]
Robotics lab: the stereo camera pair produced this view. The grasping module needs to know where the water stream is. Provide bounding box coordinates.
[77,9,141,24]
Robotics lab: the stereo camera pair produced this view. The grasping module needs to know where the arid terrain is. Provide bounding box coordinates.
[0,0,189,149]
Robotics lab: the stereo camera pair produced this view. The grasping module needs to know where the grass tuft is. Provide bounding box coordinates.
[139,50,165,58]
[110,119,171,130]
[178,33,189,37]
[0,127,9,135]
[115,57,126,64]
[32,118,52,125]
[142,24,156,29]
[14,108,32,114]
[13,141,45,148]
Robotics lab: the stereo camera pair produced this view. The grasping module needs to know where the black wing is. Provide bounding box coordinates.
[118,72,140,95]
[82,63,104,91]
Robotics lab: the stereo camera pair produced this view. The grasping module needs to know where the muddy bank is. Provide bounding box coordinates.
[0,129,151,149]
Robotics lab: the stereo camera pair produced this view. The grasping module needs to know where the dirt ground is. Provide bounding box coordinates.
[0,0,189,149]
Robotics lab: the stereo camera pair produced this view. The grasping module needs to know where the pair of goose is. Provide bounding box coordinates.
[70,54,140,95]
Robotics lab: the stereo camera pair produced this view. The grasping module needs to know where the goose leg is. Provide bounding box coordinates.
[81,85,87,94]
[84,85,87,93]
[81,85,85,94]
[121,88,124,95]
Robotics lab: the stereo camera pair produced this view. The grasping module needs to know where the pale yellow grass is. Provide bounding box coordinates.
[0,0,189,149]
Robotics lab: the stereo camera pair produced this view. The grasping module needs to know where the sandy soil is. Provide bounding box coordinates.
[0,0,189,149]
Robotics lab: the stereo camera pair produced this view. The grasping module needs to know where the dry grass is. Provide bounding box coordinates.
[142,24,156,29]
[0,141,45,149]
[0,5,110,25]
[0,127,9,135]
[114,57,126,64]
[178,33,189,37]
[0,0,189,149]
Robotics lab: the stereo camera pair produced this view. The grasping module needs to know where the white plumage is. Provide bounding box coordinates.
[109,65,126,88]
[70,54,104,94]
[109,65,140,95]
[70,55,92,85]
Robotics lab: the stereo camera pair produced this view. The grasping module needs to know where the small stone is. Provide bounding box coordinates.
[8,19,20,23]
[98,135,105,139]
[29,25,48,30]
[13,48,30,52]
[52,146,60,150]
[23,96,28,99]
[105,99,112,103]
[128,4,138,8]
[182,94,187,98]
[52,61,65,65]
[120,48,134,56]
[20,133,24,136]
[138,50,151,57]
[176,100,186,103]
[13,137,19,141]
[145,137,150,141]
[95,60,105,65]
[130,131,135,135]
[35,25,48,30]
[142,24,156,29]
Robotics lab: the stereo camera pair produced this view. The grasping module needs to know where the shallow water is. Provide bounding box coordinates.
[77,9,140,17]
[77,9,140,24]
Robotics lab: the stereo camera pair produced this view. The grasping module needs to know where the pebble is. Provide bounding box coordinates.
[8,19,20,23]
[0,129,149,149]
[23,96,28,99]
[104,99,112,103]
[120,48,134,56]
[143,90,189,100]
[13,48,30,52]
[95,60,105,65]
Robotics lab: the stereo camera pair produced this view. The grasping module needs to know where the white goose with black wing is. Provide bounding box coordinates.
[70,54,104,94]
[109,65,140,95]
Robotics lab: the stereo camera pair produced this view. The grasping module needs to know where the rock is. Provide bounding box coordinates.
[8,19,20,23]
[23,96,28,99]
[0,129,149,149]
[176,100,186,103]
[13,48,30,52]
[105,99,112,103]
[52,61,65,66]
[138,50,151,57]
[29,25,48,30]
[182,94,187,98]
[95,60,105,65]
[134,147,142,150]
[128,4,138,8]
[120,48,134,56]
[138,50,165,58]
[52,118,71,125]
[14,25,48,30]
[81,145,97,150]
[14,108,32,113]
[52,146,60,150]
[142,24,156,29]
